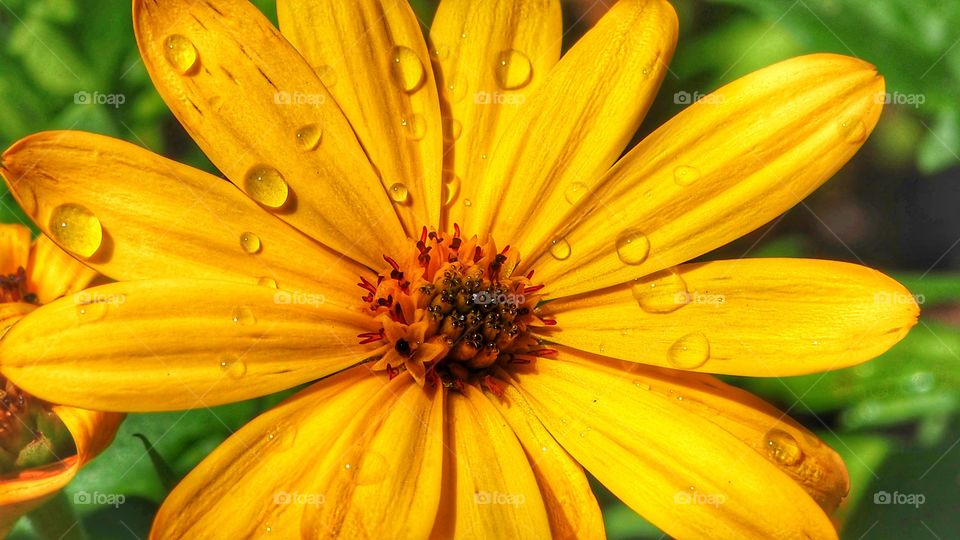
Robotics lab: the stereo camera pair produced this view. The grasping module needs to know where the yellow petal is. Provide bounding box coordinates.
[278,0,444,231]
[541,258,918,376]
[132,0,406,267]
[558,352,850,513]
[0,279,378,411]
[151,368,377,538]
[512,352,840,539]
[530,54,885,296]
[0,302,35,335]
[474,0,678,244]
[301,374,444,538]
[429,0,562,227]
[488,380,605,539]
[430,384,551,539]
[2,131,364,307]
[0,407,122,535]
[0,223,31,275]
[28,232,99,305]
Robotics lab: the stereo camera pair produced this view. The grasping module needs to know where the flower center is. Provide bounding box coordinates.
[0,267,37,304]
[357,226,556,393]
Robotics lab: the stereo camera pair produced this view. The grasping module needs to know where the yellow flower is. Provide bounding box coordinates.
[0,224,122,535]
[0,0,918,538]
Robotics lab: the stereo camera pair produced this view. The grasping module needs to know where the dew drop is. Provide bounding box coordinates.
[295,124,322,151]
[446,119,463,141]
[232,305,256,326]
[442,176,460,206]
[615,229,650,265]
[673,165,701,186]
[388,182,410,204]
[564,182,589,204]
[549,238,571,261]
[540,446,548,452]
[432,44,450,61]
[667,332,710,369]
[463,198,472,207]
[356,451,389,486]
[163,34,199,74]
[764,429,803,466]
[632,380,651,391]
[76,301,108,322]
[239,232,261,254]
[631,270,689,313]
[219,355,247,379]
[49,203,103,258]
[257,277,278,289]
[401,114,427,140]
[391,46,426,93]
[841,119,867,144]
[315,64,337,87]
[447,74,468,103]
[495,49,533,90]
[244,166,289,208]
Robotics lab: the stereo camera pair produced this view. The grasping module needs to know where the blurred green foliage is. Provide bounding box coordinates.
[1,0,958,538]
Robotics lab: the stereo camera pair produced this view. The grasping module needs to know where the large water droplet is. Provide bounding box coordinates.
[257,277,278,289]
[295,124,322,151]
[841,119,867,144]
[232,305,256,326]
[615,229,650,265]
[667,332,710,369]
[76,301,108,322]
[244,166,289,208]
[549,238,571,260]
[495,49,533,90]
[446,119,463,142]
[315,64,337,87]
[442,176,460,206]
[447,74,468,103]
[49,203,103,258]
[164,34,199,74]
[564,182,589,204]
[764,429,803,465]
[391,46,426,93]
[401,115,427,140]
[219,355,247,379]
[432,44,450,61]
[673,165,701,186]
[239,232,261,254]
[388,183,409,204]
[631,270,689,313]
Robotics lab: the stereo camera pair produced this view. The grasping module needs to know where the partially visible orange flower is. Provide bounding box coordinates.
[0,224,122,534]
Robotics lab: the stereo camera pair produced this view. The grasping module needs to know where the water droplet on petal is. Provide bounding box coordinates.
[389,183,410,204]
[401,114,427,140]
[495,49,533,90]
[239,232,261,254]
[631,270,689,313]
[391,46,426,93]
[49,203,102,258]
[446,119,463,141]
[632,380,651,391]
[841,119,867,143]
[244,166,289,208]
[432,44,450,61]
[667,332,710,369]
[356,451,388,486]
[564,182,589,204]
[295,124,322,151]
[315,64,337,87]
[765,429,803,465]
[232,305,256,326]
[76,301,108,322]
[673,165,701,186]
[219,355,247,379]
[164,34,199,74]
[257,277,278,289]
[442,176,460,206]
[463,198,472,207]
[616,229,650,265]
[549,238,571,260]
[447,74,468,103]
